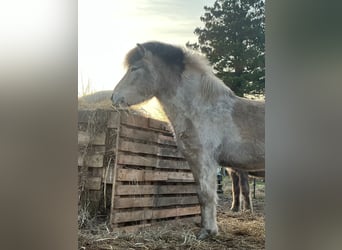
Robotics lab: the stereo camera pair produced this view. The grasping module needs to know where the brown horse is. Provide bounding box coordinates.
[111,41,265,239]
[226,168,265,212]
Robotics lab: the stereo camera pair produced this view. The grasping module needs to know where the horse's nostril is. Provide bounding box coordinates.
[110,94,113,100]
[111,94,125,106]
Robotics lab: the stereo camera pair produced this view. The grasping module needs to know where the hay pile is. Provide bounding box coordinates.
[78,92,169,122]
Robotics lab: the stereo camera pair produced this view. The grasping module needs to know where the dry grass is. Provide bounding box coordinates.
[78,96,169,122]
[78,177,265,250]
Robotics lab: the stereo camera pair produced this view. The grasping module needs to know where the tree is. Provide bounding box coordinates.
[187,0,265,97]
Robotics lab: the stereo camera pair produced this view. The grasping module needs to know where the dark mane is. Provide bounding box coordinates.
[125,41,185,71]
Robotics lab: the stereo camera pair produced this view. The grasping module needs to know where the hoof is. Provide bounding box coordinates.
[230,206,239,212]
[243,208,253,213]
[197,228,218,240]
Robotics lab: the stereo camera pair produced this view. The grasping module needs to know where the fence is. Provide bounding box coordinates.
[78,109,200,232]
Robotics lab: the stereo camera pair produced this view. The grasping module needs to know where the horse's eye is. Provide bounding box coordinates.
[131,66,140,72]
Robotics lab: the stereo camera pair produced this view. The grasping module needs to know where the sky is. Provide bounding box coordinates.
[78,0,216,96]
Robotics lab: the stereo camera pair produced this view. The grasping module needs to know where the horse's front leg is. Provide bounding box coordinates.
[187,157,219,239]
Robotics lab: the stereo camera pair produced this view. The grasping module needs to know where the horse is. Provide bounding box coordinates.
[225,168,265,212]
[111,41,265,239]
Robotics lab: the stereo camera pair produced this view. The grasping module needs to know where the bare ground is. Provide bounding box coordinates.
[78,177,265,250]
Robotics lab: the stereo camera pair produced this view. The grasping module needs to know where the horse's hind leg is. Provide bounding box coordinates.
[187,158,218,239]
[239,170,253,212]
[229,169,241,212]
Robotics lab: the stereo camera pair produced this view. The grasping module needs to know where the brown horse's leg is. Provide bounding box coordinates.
[230,169,240,212]
[238,170,253,212]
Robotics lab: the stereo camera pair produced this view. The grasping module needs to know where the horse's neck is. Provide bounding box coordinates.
[156,78,203,134]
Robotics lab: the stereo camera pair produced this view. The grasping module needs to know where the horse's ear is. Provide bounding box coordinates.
[136,43,146,57]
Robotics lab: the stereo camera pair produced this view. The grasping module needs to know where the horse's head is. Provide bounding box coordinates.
[111,44,158,107]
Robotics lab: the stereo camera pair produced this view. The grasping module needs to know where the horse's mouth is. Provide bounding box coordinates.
[111,101,129,109]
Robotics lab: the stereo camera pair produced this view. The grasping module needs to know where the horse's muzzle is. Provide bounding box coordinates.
[111,93,127,107]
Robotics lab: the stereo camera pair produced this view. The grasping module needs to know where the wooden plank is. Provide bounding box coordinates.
[157,147,184,158]
[117,153,188,170]
[157,159,189,170]
[120,113,149,128]
[157,134,177,146]
[114,195,199,208]
[117,154,157,167]
[85,177,102,190]
[120,126,158,142]
[78,153,104,168]
[113,216,201,232]
[78,131,106,146]
[107,111,120,128]
[115,184,198,195]
[109,114,122,227]
[116,169,195,182]
[166,171,194,182]
[119,140,181,158]
[119,141,158,155]
[120,126,175,146]
[112,205,201,223]
[148,118,171,133]
[152,206,201,219]
[113,209,152,223]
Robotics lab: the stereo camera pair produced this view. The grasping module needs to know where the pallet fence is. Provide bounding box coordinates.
[78,109,201,232]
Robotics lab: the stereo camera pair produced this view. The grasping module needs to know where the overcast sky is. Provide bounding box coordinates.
[78,0,216,96]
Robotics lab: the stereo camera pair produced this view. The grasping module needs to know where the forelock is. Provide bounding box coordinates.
[124,41,185,71]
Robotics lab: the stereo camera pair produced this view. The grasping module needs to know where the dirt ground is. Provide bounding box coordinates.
[78,177,265,250]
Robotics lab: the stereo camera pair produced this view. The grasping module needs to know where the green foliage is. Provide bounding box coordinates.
[187,0,265,97]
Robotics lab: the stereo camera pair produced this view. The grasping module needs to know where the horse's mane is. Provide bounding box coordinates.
[125,41,235,100]
[124,41,185,71]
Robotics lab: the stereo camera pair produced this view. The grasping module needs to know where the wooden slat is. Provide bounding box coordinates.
[78,131,106,146]
[157,159,189,170]
[113,216,201,232]
[85,177,102,190]
[116,168,194,182]
[117,154,188,169]
[148,118,171,132]
[112,205,201,223]
[120,126,158,141]
[120,113,149,128]
[119,140,180,157]
[157,147,184,158]
[117,154,157,167]
[113,209,151,224]
[78,153,104,168]
[114,195,199,208]
[107,111,120,128]
[119,141,158,155]
[120,126,176,146]
[115,184,198,195]
[152,206,201,219]
[157,134,177,146]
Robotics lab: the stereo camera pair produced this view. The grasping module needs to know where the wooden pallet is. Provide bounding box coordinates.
[78,109,201,232]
